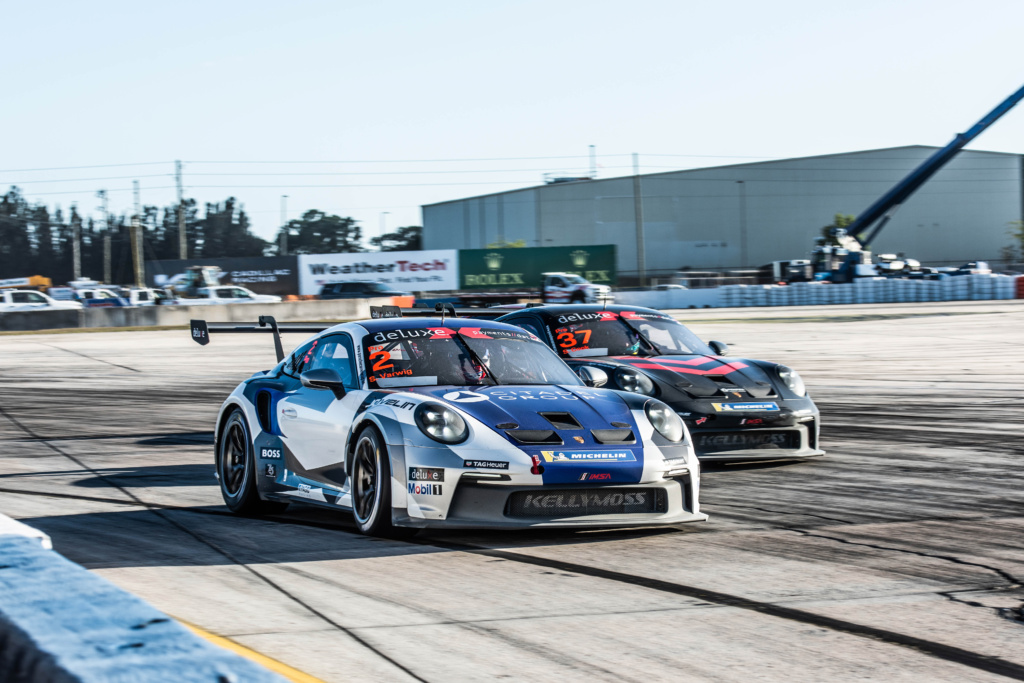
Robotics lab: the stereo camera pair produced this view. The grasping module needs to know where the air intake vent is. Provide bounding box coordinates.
[591,428,636,445]
[506,429,562,445]
[540,412,582,430]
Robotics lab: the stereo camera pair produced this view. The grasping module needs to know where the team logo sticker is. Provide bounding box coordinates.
[711,402,779,412]
[541,450,636,463]
[443,390,489,403]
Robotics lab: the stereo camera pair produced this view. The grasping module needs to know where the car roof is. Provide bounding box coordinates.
[497,304,667,320]
[354,316,527,334]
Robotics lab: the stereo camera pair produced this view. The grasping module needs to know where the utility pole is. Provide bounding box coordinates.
[737,180,748,268]
[176,160,187,259]
[379,211,391,248]
[71,203,81,281]
[97,190,111,283]
[589,145,597,179]
[279,195,288,255]
[131,181,144,288]
[632,153,646,287]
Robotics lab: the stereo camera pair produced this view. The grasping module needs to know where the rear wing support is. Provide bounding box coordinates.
[189,316,332,363]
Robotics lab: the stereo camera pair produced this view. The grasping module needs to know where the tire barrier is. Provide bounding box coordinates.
[616,274,1022,309]
[0,531,284,683]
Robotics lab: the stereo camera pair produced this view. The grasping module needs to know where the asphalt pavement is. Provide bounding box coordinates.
[0,300,1022,682]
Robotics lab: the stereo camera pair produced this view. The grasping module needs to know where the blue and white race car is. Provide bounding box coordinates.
[191,313,706,536]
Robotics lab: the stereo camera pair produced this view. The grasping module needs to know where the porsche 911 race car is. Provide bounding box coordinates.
[190,312,706,536]
[495,305,823,462]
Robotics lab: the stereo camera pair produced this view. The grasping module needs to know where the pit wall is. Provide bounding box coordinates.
[0,517,283,682]
[0,297,393,332]
[615,274,1024,309]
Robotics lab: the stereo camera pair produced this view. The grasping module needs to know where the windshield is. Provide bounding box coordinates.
[366,282,391,292]
[565,275,586,284]
[548,311,714,358]
[364,326,582,388]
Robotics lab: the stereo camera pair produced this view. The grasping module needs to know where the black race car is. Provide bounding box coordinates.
[496,304,823,462]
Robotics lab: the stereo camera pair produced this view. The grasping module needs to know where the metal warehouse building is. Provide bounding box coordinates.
[421,146,1023,280]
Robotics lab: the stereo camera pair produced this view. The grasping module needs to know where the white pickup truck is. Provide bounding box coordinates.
[0,290,84,312]
[175,286,283,306]
[541,272,613,304]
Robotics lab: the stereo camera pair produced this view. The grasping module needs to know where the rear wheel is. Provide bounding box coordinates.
[351,427,414,538]
[217,409,289,515]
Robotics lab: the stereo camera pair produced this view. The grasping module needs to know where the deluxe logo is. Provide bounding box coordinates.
[711,402,780,413]
[408,483,443,495]
[260,448,282,459]
[409,467,444,482]
[555,311,615,324]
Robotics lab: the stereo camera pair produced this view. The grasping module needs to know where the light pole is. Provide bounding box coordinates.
[736,181,747,268]
[280,195,288,255]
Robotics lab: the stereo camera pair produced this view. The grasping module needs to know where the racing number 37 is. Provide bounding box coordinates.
[557,329,591,349]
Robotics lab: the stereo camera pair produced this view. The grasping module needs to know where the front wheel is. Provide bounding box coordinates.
[570,292,586,303]
[351,427,414,538]
[217,409,289,515]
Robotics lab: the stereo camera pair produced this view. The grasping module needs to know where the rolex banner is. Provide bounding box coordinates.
[457,245,616,289]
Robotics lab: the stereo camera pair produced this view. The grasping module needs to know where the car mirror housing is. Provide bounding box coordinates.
[300,368,347,399]
[708,340,729,356]
[577,366,608,388]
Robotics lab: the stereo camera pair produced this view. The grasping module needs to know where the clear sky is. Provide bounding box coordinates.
[4,0,1024,246]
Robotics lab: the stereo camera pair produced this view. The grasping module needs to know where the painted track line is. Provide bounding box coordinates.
[179,619,327,683]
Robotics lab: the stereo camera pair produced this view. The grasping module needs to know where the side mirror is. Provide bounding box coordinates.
[301,368,347,399]
[708,340,729,356]
[576,366,609,388]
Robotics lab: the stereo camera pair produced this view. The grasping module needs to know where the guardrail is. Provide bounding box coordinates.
[0,517,283,682]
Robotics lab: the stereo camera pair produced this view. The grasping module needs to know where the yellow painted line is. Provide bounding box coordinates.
[178,618,327,683]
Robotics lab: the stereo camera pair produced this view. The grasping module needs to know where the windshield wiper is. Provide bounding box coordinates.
[454,334,500,385]
[617,319,661,356]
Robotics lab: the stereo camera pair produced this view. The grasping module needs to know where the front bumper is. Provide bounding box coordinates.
[684,403,824,463]
[394,476,705,529]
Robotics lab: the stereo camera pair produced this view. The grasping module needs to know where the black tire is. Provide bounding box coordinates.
[217,409,289,515]
[570,292,586,303]
[351,427,415,538]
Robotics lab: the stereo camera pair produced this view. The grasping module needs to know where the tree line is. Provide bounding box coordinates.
[0,187,422,285]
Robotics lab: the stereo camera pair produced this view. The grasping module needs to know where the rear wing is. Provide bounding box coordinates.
[190,316,331,362]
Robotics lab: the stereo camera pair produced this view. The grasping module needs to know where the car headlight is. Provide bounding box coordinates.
[645,399,684,442]
[777,365,806,397]
[615,367,655,395]
[415,402,468,444]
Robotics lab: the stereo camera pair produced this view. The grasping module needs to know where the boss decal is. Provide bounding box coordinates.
[260,447,282,459]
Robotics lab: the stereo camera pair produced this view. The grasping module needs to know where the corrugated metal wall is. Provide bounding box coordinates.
[422,147,1023,277]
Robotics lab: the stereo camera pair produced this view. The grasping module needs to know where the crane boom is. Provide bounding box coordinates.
[849,83,1024,249]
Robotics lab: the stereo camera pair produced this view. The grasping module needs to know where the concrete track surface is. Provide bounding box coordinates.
[1,300,1022,682]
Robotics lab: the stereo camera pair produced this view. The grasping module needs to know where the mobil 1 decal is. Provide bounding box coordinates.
[535,447,644,486]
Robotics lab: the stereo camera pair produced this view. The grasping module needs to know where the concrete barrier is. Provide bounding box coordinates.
[0,529,284,682]
[0,297,392,332]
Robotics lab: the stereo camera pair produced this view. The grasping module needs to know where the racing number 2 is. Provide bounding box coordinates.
[370,349,393,372]
[557,329,591,349]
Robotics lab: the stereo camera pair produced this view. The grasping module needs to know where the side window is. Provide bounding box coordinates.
[289,339,321,376]
[508,317,546,343]
[341,283,359,293]
[137,291,150,301]
[27,292,46,303]
[306,334,358,388]
[233,288,252,299]
[553,278,567,288]
[11,292,30,303]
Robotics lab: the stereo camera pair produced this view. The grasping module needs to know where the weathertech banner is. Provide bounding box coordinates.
[145,256,299,296]
[298,250,457,294]
[458,245,616,289]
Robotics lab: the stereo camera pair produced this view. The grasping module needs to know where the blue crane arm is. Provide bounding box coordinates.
[847,83,1024,249]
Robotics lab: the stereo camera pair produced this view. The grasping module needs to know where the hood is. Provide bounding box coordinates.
[407,384,645,485]
[608,355,776,399]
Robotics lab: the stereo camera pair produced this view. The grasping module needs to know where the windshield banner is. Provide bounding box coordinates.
[298,250,457,294]
[458,245,616,289]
